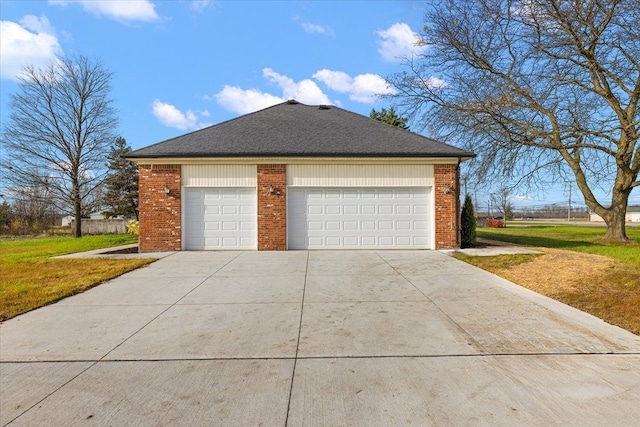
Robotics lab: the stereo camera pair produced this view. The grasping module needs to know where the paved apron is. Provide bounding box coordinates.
[2,250,639,426]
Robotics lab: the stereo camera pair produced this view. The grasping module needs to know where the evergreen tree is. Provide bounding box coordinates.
[0,200,12,231]
[370,107,409,130]
[504,202,514,221]
[103,137,138,219]
[460,194,477,248]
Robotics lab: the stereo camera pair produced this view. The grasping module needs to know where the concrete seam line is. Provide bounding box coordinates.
[285,250,310,426]
[3,352,639,365]
[373,251,488,353]
[99,252,244,360]
[3,252,246,426]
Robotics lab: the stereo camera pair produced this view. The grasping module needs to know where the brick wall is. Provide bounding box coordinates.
[138,162,459,252]
[257,164,286,250]
[139,164,182,252]
[434,164,458,249]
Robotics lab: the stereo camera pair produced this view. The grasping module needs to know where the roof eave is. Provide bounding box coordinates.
[126,152,476,160]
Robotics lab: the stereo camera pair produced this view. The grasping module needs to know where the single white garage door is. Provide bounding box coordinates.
[184,188,256,250]
[288,188,431,249]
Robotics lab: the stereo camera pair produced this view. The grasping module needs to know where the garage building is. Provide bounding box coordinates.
[127,100,474,252]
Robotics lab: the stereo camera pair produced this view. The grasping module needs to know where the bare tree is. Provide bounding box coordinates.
[2,55,118,237]
[491,187,514,221]
[388,0,639,242]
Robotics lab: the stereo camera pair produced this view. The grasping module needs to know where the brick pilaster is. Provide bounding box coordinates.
[257,164,287,250]
[138,164,181,252]
[434,164,458,249]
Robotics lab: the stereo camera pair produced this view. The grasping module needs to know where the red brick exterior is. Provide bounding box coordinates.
[257,164,287,250]
[434,164,458,249]
[139,164,182,252]
[137,162,459,251]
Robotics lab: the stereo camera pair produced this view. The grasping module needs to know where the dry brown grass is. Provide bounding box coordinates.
[458,247,640,335]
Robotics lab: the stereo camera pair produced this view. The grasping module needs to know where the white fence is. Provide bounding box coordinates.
[70,219,129,235]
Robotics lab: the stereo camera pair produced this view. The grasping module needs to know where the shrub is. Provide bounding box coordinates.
[126,220,139,236]
[461,194,477,248]
[486,219,506,228]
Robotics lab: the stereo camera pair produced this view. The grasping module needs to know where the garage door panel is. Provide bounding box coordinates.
[396,221,411,230]
[414,205,429,215]
[240,205,254,215]
[414,221,429,230]
[361,221,376,230]
[344,221,358,231]
[379,221,394,230]
[308,206,323,215]
[288,188,431,250]
[184,188,256,250]
[326,221,341,230]
[397,236,411,245]
[414,236,429,246]
[240,221,255,231]
[204,205,220,215]
[342,206,357,215]
[306,221,320,231]
[204,222,220,231]
[325,206,340,215]
[361,205,376,215]
[344,236,359,245]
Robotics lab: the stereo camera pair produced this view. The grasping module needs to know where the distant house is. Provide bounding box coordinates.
[590,206,640,222]
[127,100,475,252]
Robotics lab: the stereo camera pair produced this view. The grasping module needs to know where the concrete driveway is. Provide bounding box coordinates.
[1,250,640,426]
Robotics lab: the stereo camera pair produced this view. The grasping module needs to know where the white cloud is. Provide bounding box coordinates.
[419,76,447,90]
[312,69,353,93]
[210,69,331,114]
[0,15,62,80]
[212,86,284,115]
[351,73,395,102]
[377,23,426,62]
[313,69,395,103]
[49,0,160,23]
[293,17,335,36]
[190,0,212,13]
[263,68,331,105]
[152,100,210,130]
[211,67,392,115]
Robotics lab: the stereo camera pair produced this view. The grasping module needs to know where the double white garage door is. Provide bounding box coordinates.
[288,188,430,249]
[184,187,431,250]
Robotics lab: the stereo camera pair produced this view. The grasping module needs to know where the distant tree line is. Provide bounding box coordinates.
[475,204,589,220]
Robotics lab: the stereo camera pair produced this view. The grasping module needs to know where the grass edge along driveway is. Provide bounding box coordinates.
[457,225,640,335]
[0,235,154,321]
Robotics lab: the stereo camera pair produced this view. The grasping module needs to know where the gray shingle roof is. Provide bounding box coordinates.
[127,100,475,159]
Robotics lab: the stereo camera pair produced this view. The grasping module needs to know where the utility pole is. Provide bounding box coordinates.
[474,188,478,215]
[565,181,573,221]
[568,185,572,221]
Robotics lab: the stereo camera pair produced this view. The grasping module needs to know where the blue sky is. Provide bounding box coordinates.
[1,0,637,210]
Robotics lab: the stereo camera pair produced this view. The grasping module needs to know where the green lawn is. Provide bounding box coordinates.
[478,225,640,266]
[0,235,154,321]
